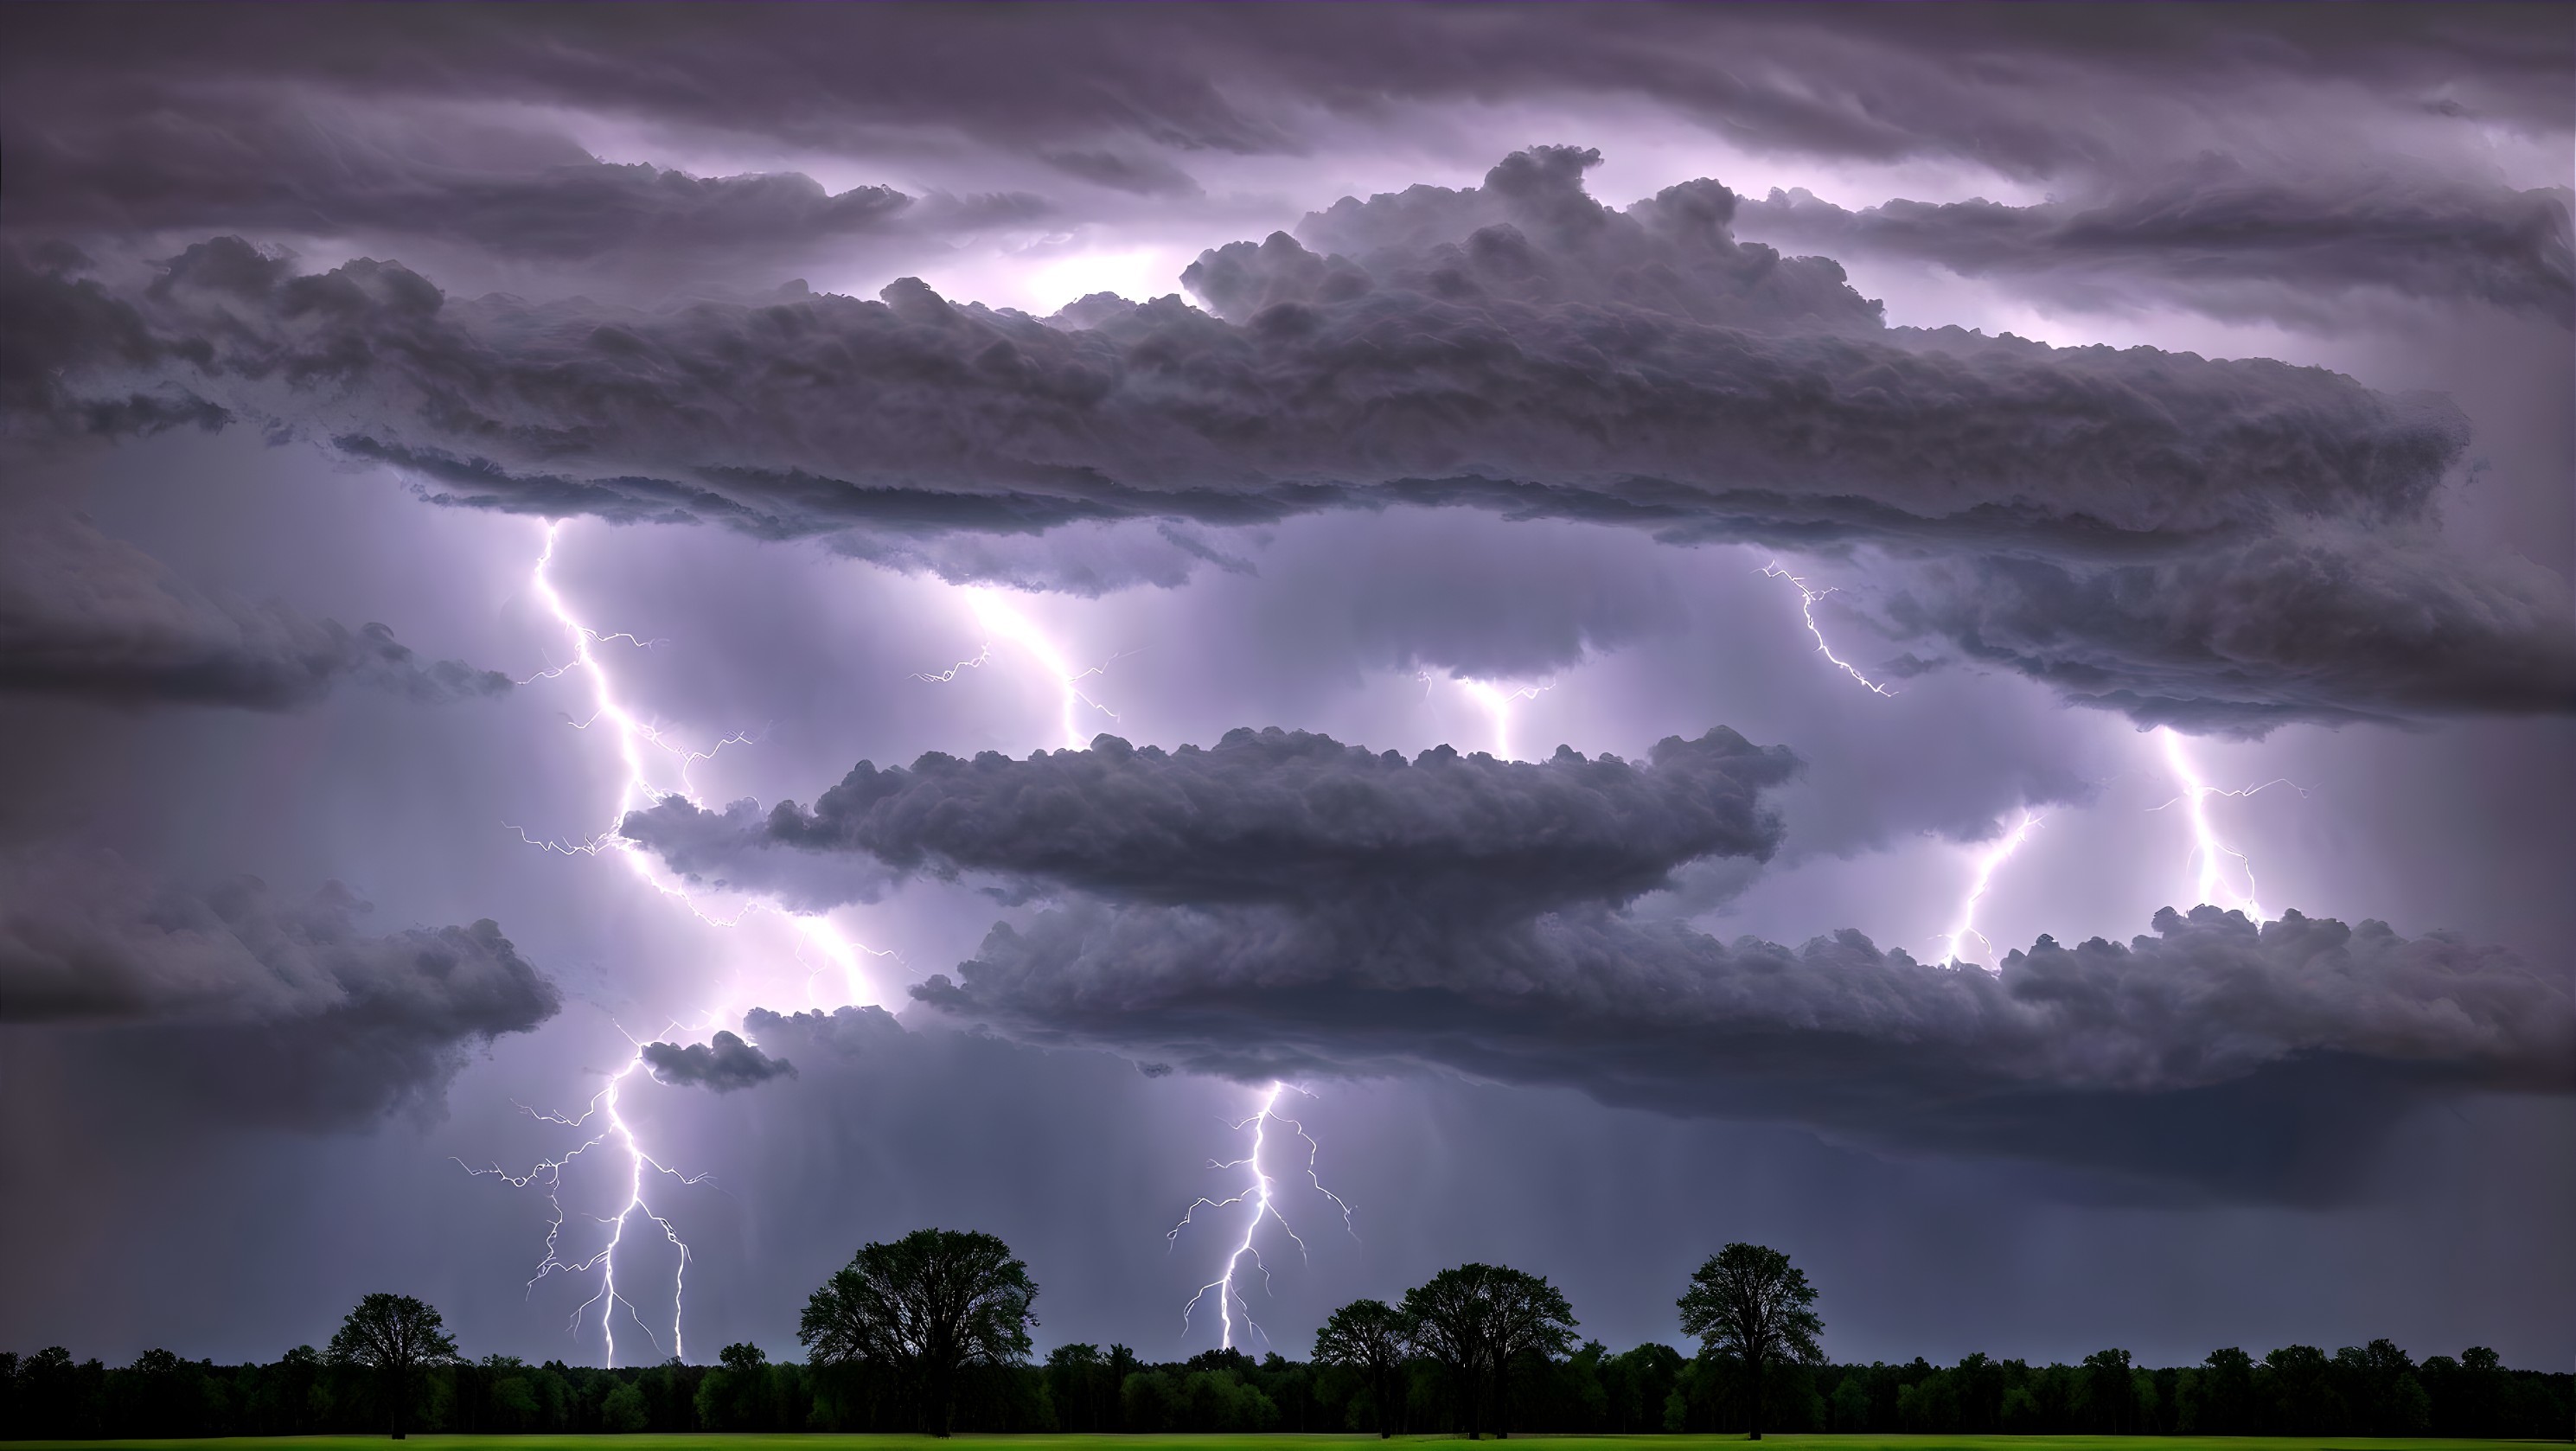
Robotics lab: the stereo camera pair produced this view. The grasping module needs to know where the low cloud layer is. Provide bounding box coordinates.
[1733,163,2575,327]
[1869,529,2576,735]
[0,853,559,1124]
[638,726,2573,1197]
[917,899,2571,1199]
[624,724,1797,915]
[642,1029,796,1092]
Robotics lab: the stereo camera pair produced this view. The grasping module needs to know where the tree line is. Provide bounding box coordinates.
[4,1230,2568,1440]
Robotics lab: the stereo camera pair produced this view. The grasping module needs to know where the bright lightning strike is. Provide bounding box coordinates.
[1938,809,2042,969]
[1416,671,1552,762]
[470,520,892,1365]
[1455,677,1553,762]
[2149,727,2308,922]
[1760,561,1896,697]
[917,585,1124,750]
[1171,1083,1356,1352]
[457,1049,709,1366]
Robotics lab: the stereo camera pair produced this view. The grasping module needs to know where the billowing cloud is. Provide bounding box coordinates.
[915,899,2573,1199]
[1870,533,2576,735]
[11,148,2554,729]
[0,853,559,1124]
[623,724,1798,915]
[642,1028,796,1092]
[1733,163,2576,326]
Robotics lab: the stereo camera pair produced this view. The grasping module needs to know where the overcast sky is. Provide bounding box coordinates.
[2,2,2570,1373]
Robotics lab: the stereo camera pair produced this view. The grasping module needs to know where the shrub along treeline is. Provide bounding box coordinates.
[5,1231,2567,1441]
[7,1335,2568,1439]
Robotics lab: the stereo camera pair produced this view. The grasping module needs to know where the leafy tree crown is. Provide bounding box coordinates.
[798,1227,1038,1370]
[324,1294,458,1371]
[1675,1243,1824,1367]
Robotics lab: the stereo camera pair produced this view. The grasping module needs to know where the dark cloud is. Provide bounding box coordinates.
[1874,534,2576,736]
[638,722,2573,1195]
[0,91,1048,298]
[11,149,2553,729]
[0,853,559,1125]
[5,5,2560,181]
[641,1028,796,1092]
[1732,163,2576,326]
[0,491,514,712]
[623,724,1798,916]
[915,899,2573,1199]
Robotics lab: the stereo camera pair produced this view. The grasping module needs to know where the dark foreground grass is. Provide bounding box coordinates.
[9,1435,2565,1451]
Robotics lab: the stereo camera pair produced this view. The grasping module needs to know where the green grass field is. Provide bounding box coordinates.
[8,1435,2564,1451]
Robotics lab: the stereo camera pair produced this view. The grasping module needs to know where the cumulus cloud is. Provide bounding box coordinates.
[10,146,2555,728]
[741,1002,907,1059]
[0,853,559,1124]
[623,725,1798,915]
[633,721,2573,1193]
[641,1029,796,1092]
[915,899,2573,1198]
[1734,163,2574,327]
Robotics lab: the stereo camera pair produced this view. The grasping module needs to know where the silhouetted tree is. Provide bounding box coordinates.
[1676,1243,1824,1440]
[1403,1267,1493,1437]
[2197,1346,2258,1433]
[324,1294,457,1439]
[1315,1298,1412,1437]
[1399,1262,1577,1437]
[1483,1267,1578,1435]
[798,1227,1037,1436]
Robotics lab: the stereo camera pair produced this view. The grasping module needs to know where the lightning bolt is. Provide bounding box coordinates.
[1416,671,1552,761]
[1170,1083,1356,1353]
[2150,727,2309,922]
[465,519,892,1365]
[1761,561,1897,697]
[916,585,1125,750]
[457,1045,709,1365]
[1938,809,2043,968]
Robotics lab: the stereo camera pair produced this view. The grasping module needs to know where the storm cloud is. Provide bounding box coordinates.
[634,723,2573,1194]
[8,6,2562,183]
[8,147,2555,729]
[1732,163,2575,326]
[623,724,1798,915]
[916,899,2573,1199]
[0,498,515,710]
[0,853,559,1124]
[1870,533,2576,735]
[642,1029,796,1092]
